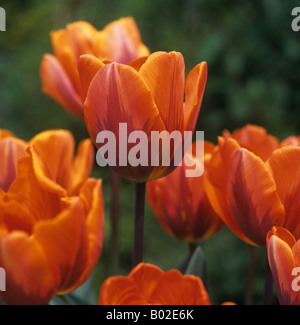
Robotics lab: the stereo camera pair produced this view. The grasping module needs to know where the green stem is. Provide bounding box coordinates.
[132,182,146,269]
[189,242,198,257]
[245,246,257,305]
[263,259,274,305]
[108,169,120,275]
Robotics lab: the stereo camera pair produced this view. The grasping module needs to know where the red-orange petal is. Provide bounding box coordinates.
[99,263,211,305]
[267,227,299,305]
[138,51,185,133]
[0,137,27,192]
[8,155,65,224]
[0,231,56,305]
[83,61,168,181]
[204,138,254,244]
[77,54,105,103]
[84,62,165,140]
[267,146,300,239]
[65,21,97,58]
[147,141,223,243]
[30,130,94,195]
[41,54,83,119]
[64,178,105,293]
[184,62,207,132]
[50,29,80,92]
[33,198,85,292]
[128,56,148,72]
[129,263,165,301]
[227,148,284,246]
[99,276,146,305]
[94,17,149,64]
[69,139,95,195]
[0,130,14,139]
[117,17,150,58]
[30,130,86,195]
[231,124,279,161]
[149,269,211,305]
[99,263,163,305]
[281,135,300,147]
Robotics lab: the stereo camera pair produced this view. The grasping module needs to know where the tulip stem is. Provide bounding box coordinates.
[263,259,274,305]
[132,181,146,269]
[245,246,258,305]
[109,169,120,275]
[189,242,198,256]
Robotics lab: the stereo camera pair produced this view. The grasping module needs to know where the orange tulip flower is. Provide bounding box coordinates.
[267,227,300,305]
[29,129,95,196]
[205,124,300,246]
[0,130,104,305]
[41,17,149,119]
[147,141,223,243]
[79,51,207,182]
[99,263,234,305]
[281,135,300,146]
[0,131,27,192]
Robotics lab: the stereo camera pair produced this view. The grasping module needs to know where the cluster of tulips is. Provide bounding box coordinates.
[0,17,299,305]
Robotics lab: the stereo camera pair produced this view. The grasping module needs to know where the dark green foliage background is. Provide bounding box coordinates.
[1,0,299,305]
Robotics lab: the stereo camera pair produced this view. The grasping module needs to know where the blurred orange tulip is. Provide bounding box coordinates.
[0,130,104,305]
[40,17,149,119]
[281,135,300,146]
[205,124,300,246]
[99,263,234,305]
[79,51,207,182]
[267,227,300,305]
[147,141,223,243]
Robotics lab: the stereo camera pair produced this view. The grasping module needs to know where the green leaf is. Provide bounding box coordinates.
[184,246,213,303]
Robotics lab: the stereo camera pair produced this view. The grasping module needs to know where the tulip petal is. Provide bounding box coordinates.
[41,54,83,119]
[204,138,255,244]
[147,170,184,238]
[50,29,80,92]
[267,227,297,305]
[94,17,149,64]
[65,21,97,58]
[150,270,211,305]
[0,197,36,235]
[292,241,300,270]
[99,264,163,305]
[281,135,300,146]
[231,124,279,161]
[0,137,27,192]
[69,139,95,195]
[117,17,150,58]
[139,51,185,132]
[63,178,105,293]
[267,146,300,239]
[184,62,207,132]
[84,61,165,143]
[99,276,146,305]
[8,155,65,223]
[98,263,214,305]
[30,130,94,196]
[0,231,56,305]
[30,130,75,192]
[128,56,148,72]
[266,226,296,249]
[227,148,285,246]
[129,263,164,301]
[34,198,85,292]
[77,54,105,103]
[147,141,223,243]
[0,130,14,139]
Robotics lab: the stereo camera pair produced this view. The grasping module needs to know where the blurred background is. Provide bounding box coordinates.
[1,0,300,305]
